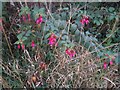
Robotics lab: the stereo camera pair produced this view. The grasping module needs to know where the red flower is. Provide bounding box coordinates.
[27,13,31,22]
[66,48,76,59]
[31,40,36,47]
[17,44,20,49]
[66,48,71,55]
[22,15,26,22]
[21,44,25,50]
[103,62,107,69]
[80,15,89,25]
[36,15,43,24]
[110,60,113,65]
[48,33,57,47]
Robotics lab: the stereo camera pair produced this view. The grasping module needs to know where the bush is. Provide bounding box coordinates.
[1,2,120,88]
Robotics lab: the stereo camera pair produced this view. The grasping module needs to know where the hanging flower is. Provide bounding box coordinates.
[27,13,31,22]
[80,15,89,25]
[103,62,107,69]
[31,40,36,48]
[110,60,113,65]
[48,33,57,47]
[22,15,26,22]
[17,44,20,49]
[66,48,76,59]
[69,49,76,58]
[36,15,43,24]
[66,48,71,56]
[21,44,25,50]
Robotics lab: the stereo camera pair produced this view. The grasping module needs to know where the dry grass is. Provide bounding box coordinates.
[39,44,120,88]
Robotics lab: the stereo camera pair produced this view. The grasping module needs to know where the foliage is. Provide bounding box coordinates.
[1,2,120,88]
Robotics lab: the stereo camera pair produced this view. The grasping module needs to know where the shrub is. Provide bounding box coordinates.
[1,2,120,88]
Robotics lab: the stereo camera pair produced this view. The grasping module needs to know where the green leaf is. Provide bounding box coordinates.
[115,55,120,64]
[62,7,69,11]
[108,7,115,12]
[70,24,77,31]
[86,31,91,35]
[62,35,68,40]
[61,12,67,20]
[44,33,51,39]
[22,37,27,41]
[69,43,75,48]
[17,32,25,39]
[59,41,66,46]
[99,19,103,24]
[109,15,115,21]
[58,20,66,30]
[25,30,32,37]
[39,8,45,13]
[97,52,104,57]
[14,41,20,44]
[96,21,101,25]
[53,14,60,20]
[75,29,80,36]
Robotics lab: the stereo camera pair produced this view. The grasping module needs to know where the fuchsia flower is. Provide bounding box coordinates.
[103,62,107,69]
[21,44,25,50]
[110,60,113,65]
[31,40,36,47]
[36,15,43,24]
[80,15,89,25]
[66,48,71,55]
[27,13,31,22]
[17,44,20,49]
[48,33,57,47]
[66,48,76,59]
[22,15,26,22]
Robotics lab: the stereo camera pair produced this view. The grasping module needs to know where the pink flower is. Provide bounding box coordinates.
[17,44,20,49]
[21,44,25,50]
[80,15,89,25]
[31,40,36,47]
[36,15,43,24]
[66,48,71,55]
[22,15,26,22]
[48,33,57,47]
[66,48,76,59]
[110,60,113,65]
[80,19,85,25]
[28,13,31,22]
[69,50,76,58]
[103,62,107,69]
